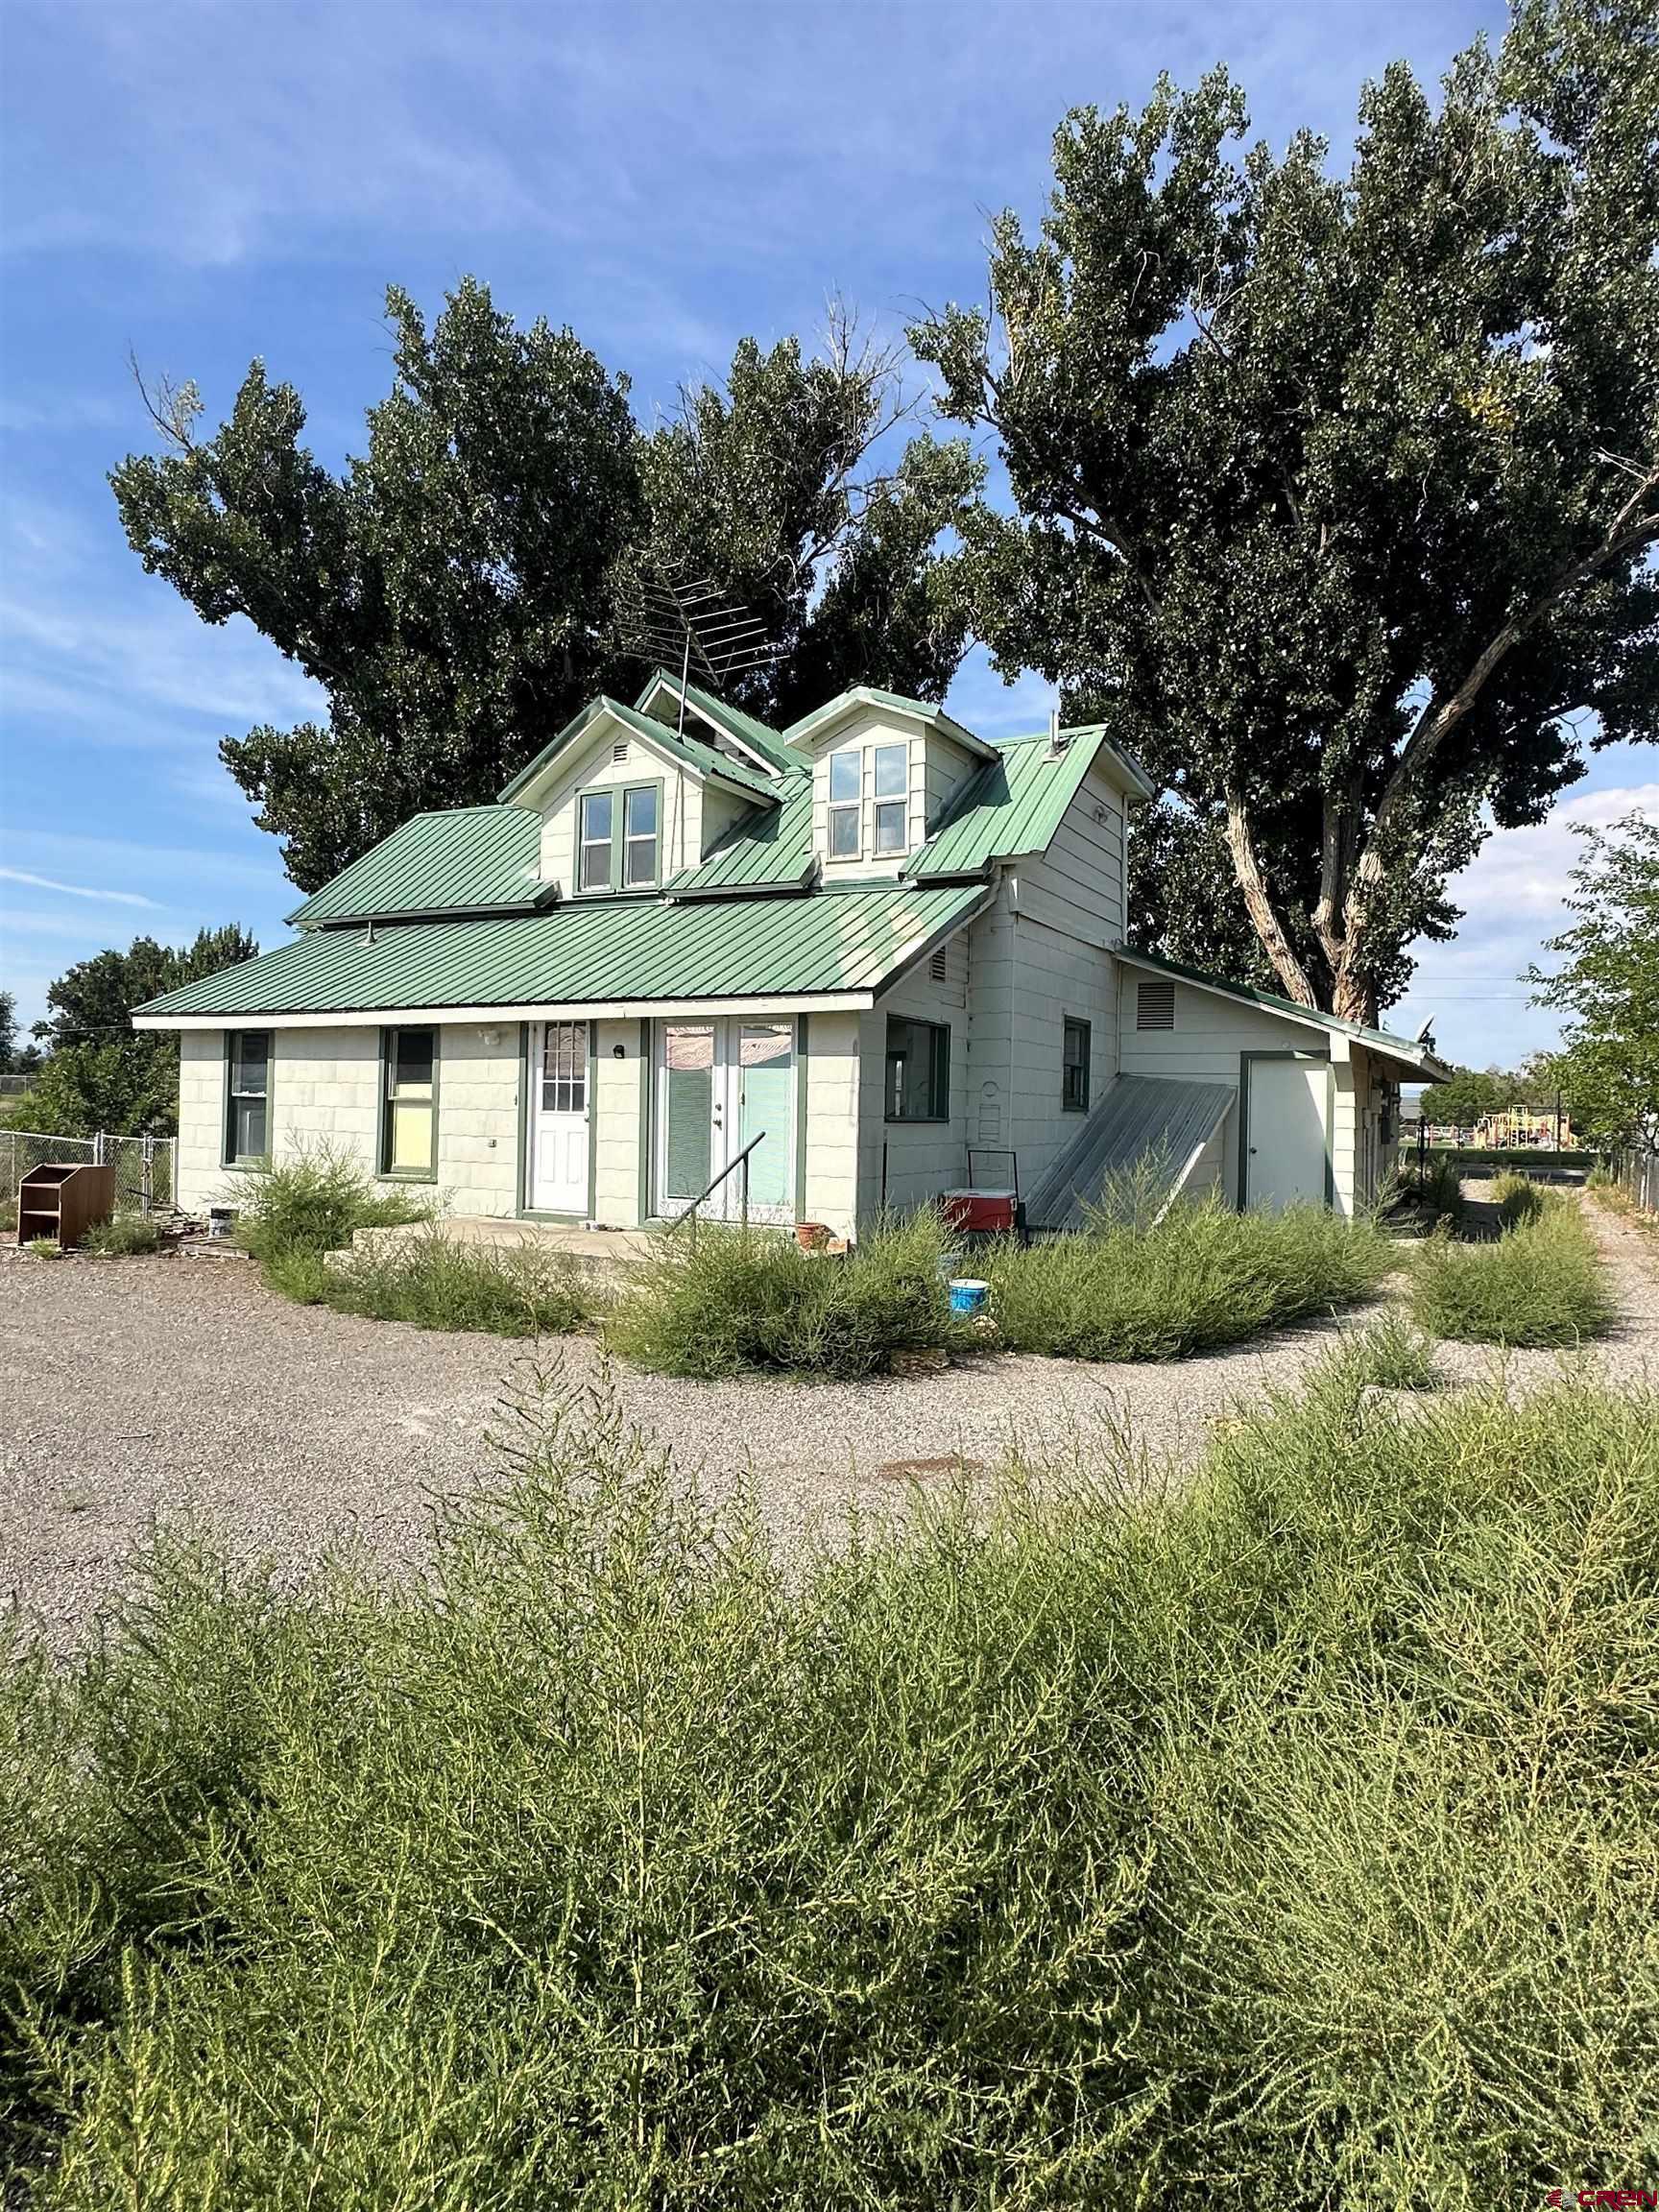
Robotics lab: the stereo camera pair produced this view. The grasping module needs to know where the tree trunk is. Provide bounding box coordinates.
[1224,789,1320,1009]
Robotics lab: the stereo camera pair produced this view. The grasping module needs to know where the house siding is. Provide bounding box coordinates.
[801,1010,860,1238]
[591,1018,645,1227]
[175,1022,523,1220]
[1118,975,1345,1208]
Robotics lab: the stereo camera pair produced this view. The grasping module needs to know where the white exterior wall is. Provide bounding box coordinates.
[801,1009,860,1238]
[591,1018,647,1228]
[1118,974,1336,1208]
[175,1022,524,1220]
[957,757,1128,1197]
[178,1029,229,1215]
[858,928,972,1217]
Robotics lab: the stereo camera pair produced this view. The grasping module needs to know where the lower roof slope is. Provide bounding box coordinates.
[134,882,987,1022]
[287,805,543,928]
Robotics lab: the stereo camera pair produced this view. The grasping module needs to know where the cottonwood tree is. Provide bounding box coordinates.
[913,0,1659,1022]
[1529,813,1659,1150]
[28,926,259,1138]
[113,283,979,892]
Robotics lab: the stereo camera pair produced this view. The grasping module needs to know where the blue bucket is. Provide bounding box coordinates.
[949,1278,989,1317]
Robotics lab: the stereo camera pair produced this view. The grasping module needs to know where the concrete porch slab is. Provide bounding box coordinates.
[350,1216,661,1282]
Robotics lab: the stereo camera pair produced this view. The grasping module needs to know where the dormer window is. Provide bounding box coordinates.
[579,791,613,891]
[623,785,659,886]
[829,750,860,857]
[873,744,907,854]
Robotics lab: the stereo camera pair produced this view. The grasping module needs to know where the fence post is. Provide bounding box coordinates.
[141,1137,155,1216]
[92,1131,106,1167]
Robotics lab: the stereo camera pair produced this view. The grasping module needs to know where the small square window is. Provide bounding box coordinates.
[875,800,906,854]
[874,744,906,798]
[1063,1017,1091,1113]
[829,751,860,803]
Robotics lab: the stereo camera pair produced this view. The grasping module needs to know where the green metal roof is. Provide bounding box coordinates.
[499,695,780,807]
[134,883,988,1021]
[287,806,544,928]
[1117,949,1453,1078]
[636,671,807,780]
[906,730,1111,879]
[667,780,816,896]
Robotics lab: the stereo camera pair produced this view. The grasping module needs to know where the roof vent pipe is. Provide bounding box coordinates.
[1047,704,1067,757]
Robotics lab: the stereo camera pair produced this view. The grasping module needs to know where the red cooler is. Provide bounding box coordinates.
[941,1188,1017,1235]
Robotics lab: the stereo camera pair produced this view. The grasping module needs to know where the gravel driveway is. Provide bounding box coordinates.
[4,1192,1655,1643]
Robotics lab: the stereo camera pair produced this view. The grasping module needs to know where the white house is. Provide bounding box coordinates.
[134,673,1449,1238]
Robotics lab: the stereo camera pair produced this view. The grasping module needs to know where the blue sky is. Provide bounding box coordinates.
[3,0,1652,1067]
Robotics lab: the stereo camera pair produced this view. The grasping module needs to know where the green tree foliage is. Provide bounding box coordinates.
[112,285,980,893]
[28,926,258,1138]
[1528,813,1659,1149]
[912,0,1659,1022]
[0,989,15,1071]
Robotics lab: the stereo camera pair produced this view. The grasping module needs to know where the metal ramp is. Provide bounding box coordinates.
[1025,1074,1236,1232]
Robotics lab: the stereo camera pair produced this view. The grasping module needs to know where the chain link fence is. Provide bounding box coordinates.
[1608,1146,1659,1214]
[0,1131,177,1220]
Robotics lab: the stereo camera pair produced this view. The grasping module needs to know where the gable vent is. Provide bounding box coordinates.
[929,949,949,983]
[1136,977,1176,1031]
[612,741,629,764]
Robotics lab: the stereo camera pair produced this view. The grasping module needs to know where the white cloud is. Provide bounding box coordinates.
[0,867,161,907]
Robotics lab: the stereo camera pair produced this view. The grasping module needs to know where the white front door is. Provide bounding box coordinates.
[1244,1055,1330,1211]
[656,1020,795,1222]
[531,1021,589,1214]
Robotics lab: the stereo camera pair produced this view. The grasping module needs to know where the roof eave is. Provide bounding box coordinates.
[783,686,997,761]
[1115,949,1451,1075]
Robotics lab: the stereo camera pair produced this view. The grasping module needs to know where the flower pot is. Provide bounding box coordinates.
[794,1221,831,1251]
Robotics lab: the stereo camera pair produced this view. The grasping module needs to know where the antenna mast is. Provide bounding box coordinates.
[615,558,780,733]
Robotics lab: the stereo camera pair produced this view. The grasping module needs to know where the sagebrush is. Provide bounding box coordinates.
[2,1353,1654,2203]
[609,1209,969,1378]
[280,1228,593,1338]
[984,1194,1391,1361]
[1411,1198,1614,1347]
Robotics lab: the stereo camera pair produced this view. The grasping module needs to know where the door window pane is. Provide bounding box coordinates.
[578,790,613,890]
[663,1024,713,1202]
[738,1024,793,1211]
[541,1022,588,1114]
[624,785,659,886]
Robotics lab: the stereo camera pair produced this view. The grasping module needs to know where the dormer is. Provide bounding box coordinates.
[781,687,997,879]
[498,696,781,899]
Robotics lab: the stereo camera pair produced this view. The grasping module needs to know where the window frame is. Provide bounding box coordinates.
[378,1024,441,1183]
[884,1015,951,1124]
[1062,1016,1092,1114]
[574,778,663,894]
[827,748,862,860]
[872,742,908,856]
[222,1029,274,1169]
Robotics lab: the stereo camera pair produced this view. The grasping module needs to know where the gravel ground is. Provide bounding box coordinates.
[3,1190,1654,1644]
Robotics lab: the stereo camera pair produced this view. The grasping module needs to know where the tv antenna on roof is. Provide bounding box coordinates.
[615,556,780,735]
